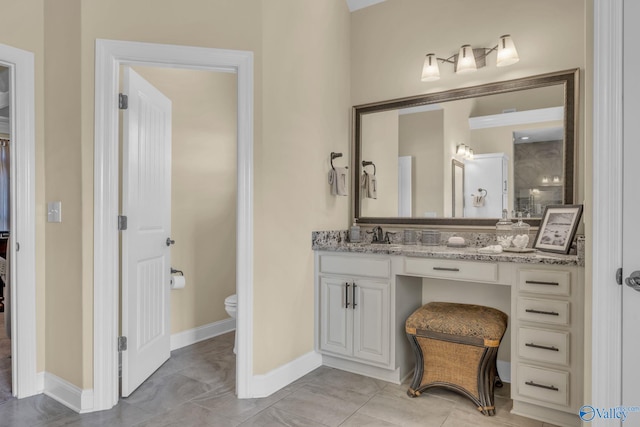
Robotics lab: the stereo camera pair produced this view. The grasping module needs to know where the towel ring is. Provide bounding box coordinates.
[330,152,348,170]
[477,188,488,197]
[362,160,377,175]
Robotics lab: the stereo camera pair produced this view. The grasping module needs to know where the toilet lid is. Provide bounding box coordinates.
[225,294,237,305]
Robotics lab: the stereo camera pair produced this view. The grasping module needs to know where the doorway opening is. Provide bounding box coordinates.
[0,42,37,401]
[93,39,254,411]
[118,64,238,396]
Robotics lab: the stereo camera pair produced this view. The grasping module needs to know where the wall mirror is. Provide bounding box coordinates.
[353,69,578,226]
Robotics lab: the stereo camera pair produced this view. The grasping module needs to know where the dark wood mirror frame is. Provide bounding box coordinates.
[353,69,579,227]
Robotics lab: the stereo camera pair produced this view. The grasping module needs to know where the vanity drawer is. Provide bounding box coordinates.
[519,327,570,366]
[404,258,498,283]
[517,297,570,326]
[319,254,390,278]
[517,364,569,407]
[518,269,571,296]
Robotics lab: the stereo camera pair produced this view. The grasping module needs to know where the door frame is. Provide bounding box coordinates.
[592,0,624,415]
[93,39,254,411]
[0,43,38,399]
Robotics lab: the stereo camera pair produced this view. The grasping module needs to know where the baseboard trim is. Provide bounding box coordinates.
[43,372,94,414]
[250,351,322,398]
[36,371,44,393]
[170,318,236,351]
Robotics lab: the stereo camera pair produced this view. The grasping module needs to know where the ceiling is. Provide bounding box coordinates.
[346,0,386,12]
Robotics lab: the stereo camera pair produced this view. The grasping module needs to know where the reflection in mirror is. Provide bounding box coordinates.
[354,70,577,225]
[452,160,464,217]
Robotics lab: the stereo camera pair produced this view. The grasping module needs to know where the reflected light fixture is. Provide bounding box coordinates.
[456,144,474,160]
[421,34,519,82]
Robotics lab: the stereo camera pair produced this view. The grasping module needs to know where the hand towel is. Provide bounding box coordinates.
[361,171,377,199]
[472,194,485,207]
[478,245,503,254]
[328,167,348,196]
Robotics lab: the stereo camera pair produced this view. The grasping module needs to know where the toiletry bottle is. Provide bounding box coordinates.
[350,224,361,243]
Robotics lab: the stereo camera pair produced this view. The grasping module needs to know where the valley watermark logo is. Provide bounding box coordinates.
[580,405,640,422]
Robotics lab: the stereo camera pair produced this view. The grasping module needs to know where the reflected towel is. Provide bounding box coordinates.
[472,194,485,207]
[328,167,348,196]
[360,171,377,199]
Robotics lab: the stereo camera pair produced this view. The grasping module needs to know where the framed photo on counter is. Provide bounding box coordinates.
[533,205,583,254]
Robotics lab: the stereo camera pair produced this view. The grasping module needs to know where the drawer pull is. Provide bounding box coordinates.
[525,308,560,316]
[525,280,559,286]
[525,342,559,352]
[433,267,460,272]
[525,381,559,391]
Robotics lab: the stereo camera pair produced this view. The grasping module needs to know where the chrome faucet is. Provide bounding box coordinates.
[370,226,384,243]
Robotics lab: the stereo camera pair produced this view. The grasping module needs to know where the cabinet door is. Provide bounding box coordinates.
[352,280,390,365]
[319,277,352,357]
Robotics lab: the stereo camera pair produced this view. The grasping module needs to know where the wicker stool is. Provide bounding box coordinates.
[405,302,508,416]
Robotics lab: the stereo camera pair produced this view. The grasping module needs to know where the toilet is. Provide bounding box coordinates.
[224,294,237,354]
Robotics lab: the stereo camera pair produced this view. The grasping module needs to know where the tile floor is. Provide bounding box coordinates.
[0,330,561,427]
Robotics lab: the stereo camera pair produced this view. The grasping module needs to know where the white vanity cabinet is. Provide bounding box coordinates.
[315,252,422,382]
[319,276,390,365]
[511,264,584,427]
[313,246,584,427]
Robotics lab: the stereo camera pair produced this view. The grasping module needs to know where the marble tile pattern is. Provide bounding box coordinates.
[313,230,582,266]
[0,331,563,427]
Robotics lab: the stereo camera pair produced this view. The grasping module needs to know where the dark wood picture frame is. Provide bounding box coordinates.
[533,204,583,254]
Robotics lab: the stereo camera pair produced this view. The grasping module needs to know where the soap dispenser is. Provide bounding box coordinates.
[349,223,361,243]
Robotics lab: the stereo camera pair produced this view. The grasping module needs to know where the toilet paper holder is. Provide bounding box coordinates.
[170,268,184,276]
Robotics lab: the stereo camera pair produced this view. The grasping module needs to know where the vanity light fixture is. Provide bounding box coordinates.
[455,144,474,160]
[421,34,519,82]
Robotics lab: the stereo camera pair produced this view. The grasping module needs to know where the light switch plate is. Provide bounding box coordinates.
[47,201,62,223]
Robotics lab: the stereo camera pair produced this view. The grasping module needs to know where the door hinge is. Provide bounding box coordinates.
[119,93,128,110]
[118,215,128,231]
[617,267,623,285]
[118,336,127,352]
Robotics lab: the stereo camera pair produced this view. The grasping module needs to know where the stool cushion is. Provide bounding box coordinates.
[406,302,507,347]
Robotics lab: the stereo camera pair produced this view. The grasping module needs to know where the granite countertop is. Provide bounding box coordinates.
[312,231,583,267]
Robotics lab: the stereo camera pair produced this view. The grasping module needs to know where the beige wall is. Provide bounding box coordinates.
[43,0,84,386]
[442,99,473,216]
[255,0,350,374]
[0,0,46,373]
[133,67,237,334]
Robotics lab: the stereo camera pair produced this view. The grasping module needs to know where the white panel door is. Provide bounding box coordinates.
[121,67,172,397]
[320,277,352,357]
[623,0,640,410]
[353,280,390,365]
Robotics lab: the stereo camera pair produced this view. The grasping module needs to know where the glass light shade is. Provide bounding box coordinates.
[456,45,477,74]
[496,35,519,67]
[468,148,474,160]
[542,176,549,184]
[421,54,440,81]
[456,144,466,156]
